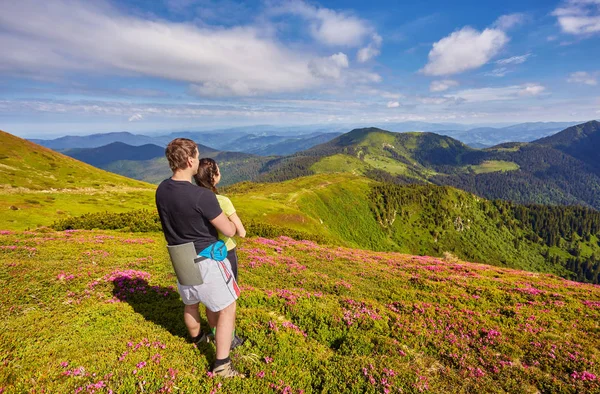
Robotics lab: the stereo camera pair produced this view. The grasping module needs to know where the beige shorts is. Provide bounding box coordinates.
[177,257,240,312]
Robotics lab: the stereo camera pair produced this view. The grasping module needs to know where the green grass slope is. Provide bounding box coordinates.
[225,174,600,282]
[0,130,156,230]
[1,229,598,393]
[48,172,599,282]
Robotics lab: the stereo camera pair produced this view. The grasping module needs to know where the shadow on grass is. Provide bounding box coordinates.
[110,275,216,362]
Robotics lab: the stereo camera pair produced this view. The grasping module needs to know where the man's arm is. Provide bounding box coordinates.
[228,212,246,238]
[210,213,236,237]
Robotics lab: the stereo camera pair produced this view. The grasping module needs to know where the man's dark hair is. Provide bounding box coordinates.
[165,138,198,172]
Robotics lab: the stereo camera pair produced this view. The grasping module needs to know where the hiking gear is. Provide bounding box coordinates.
[166,242,204,286]
[230,334,245,349]
[198,240,228,261]
[212,360,245,378]
[192,332,211,344]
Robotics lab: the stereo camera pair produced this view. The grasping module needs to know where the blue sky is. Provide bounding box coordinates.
[0,0,599,137]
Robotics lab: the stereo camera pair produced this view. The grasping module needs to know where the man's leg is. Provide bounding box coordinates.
[211,301,244,377]
[214,301,236,360]
[183,303,201,337]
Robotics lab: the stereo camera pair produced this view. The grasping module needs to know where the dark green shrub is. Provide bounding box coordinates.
[51,209,162,232]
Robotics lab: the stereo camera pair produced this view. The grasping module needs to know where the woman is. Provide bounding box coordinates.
[194,158,246,281]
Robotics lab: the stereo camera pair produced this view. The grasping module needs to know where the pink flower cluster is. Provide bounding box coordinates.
[281,321,307,337]
[571,371,597,381]
[269,380,304,394]
[57,272,76,281]
[342,299,382,326]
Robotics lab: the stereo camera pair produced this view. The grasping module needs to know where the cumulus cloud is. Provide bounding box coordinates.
[493,13,526,30]
[128,113,144,122]
[553,0,600,35]
[567,71,598,85]
[447,83,546,102]
[421,27,508,76]
[272,1,373,46]
[386,101,400,108]
[308,53,349,79]
[357,34,382,63]
[430,80,459,92]
[0,0,374,97]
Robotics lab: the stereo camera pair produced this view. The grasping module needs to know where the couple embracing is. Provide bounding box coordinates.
[155,138,246,378]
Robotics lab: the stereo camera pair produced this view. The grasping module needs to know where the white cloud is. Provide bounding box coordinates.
[447,83,546,102]
[484,54,530,77]
[418,97,456,105]
[357,34,382,63]
[430,80,459,92]
[308,52,349,79]
[553,0,600,35]
[0,99,323,119]
[357,88,403,100]
[386,101,400,108]
[128,113,144,122]
[519,84,546,96]
[493,13,526,30]
[0,0,377,97]
[380,91,403,100]
[272,1,373,47]
[190,81,255,97]
[567,71,598,85]
[496,53,531,65]
[422,27,508,76]
[484,67,510,77]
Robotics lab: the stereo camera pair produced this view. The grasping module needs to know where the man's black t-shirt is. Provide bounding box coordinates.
[155,178,222,253]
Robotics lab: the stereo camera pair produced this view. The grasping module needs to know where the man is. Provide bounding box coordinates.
[155,138,244,378]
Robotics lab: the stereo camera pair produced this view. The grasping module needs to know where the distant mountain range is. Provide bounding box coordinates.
[255,120,600,210]
[433,122,579,148]
[49,120,600,213]
[59,141,274,186]
[29,121,588,154]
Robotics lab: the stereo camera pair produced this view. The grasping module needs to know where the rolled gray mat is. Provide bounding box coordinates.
[167,242,204,286]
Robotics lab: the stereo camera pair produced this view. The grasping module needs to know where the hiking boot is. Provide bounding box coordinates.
[230,334,245,350]
[192,332,211,345]
[212,361,245,378]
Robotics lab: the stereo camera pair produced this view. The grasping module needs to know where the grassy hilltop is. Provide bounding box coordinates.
[0,130,156,230]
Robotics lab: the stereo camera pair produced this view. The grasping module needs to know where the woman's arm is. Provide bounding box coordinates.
[228,212,246,238]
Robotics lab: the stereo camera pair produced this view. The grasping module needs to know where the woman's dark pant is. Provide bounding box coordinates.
[227,248,238,282]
